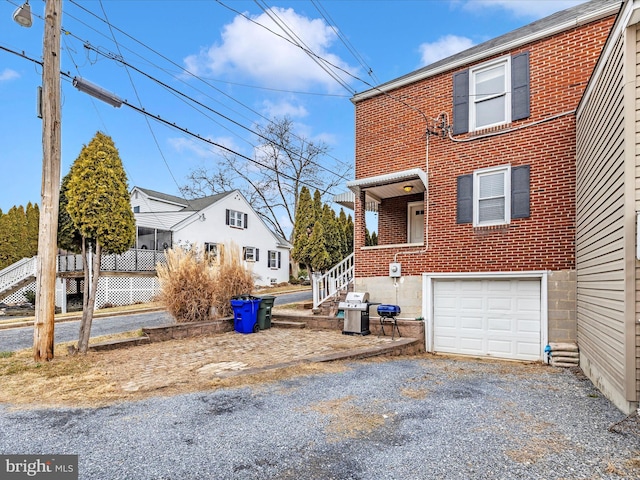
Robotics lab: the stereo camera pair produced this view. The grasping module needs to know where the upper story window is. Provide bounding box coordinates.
[226,209,248,229]
[470,58,510,131]
[457,165,530,227]
[453,52,530,135]
[133,206,140,213]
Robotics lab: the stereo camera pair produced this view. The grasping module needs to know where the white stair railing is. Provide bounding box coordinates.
[312,253,354,309]
[0,256,37,298]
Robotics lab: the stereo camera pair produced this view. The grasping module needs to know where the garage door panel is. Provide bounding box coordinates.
[461,316,483,330]
[518,320,541,333]
[487,339,514,356]
[459,337,484,354]
[487,318,512,333]
[433,279,541,361]
[487,297,512,311]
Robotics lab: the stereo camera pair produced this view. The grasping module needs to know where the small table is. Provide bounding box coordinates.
[379,315,401,340]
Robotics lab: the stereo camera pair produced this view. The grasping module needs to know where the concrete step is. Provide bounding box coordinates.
[272,320,306,329]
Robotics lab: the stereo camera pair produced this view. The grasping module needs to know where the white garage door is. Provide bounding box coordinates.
[433,279,541,361]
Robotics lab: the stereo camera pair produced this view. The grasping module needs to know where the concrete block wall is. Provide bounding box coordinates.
[355,276,422,320]
[547,270,577,343]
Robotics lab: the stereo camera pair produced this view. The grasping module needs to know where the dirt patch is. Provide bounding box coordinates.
[307,396,392,441]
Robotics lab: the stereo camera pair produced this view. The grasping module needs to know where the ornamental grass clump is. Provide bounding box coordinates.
[157,244,254,323]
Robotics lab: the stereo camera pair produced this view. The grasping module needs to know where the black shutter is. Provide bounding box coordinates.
[456,174,473,224]
[452,70,469,135]
[244,213,248,229]
[255,249,259,262]
[511,52,530,121]
[225,209,230,226]
[277,251,281,268]
[242,247,246,260]
[511,165,530,219]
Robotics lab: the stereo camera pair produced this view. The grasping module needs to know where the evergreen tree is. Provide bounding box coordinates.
[371,231,378,246]
[291,186,315,273]
[25,202,39,257]
[65,132,135,353]
[309,218,330,272]
[57,172,83,253]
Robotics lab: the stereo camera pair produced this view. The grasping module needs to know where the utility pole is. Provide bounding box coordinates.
[33,0,62,362]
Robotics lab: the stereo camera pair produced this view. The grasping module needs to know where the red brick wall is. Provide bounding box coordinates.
[354,15,615,278]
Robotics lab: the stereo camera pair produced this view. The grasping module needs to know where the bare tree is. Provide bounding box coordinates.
[181,117,348,242]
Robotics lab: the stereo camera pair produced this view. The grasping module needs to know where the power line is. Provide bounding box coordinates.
[63,0,354,173]
[252,0,355,94]
[310,0,380,85]
[78,40,354,183]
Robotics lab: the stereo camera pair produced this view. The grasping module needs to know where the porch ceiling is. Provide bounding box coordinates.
[334,168,427,212]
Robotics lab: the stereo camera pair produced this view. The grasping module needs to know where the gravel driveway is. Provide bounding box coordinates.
[1,355,638,479]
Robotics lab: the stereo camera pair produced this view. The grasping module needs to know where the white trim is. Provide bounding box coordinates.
[470,56,511,131]
[473,165,511,227]
[422,271,549,360]
[346,168,427,192]
[407,201,425,244]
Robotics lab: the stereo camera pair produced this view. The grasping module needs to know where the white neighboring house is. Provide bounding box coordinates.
[131,187,292,286]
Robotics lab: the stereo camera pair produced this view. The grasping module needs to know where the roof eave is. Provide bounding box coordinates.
[352,1,621,103]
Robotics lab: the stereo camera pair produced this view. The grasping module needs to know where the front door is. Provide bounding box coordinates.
[408,202,424,244]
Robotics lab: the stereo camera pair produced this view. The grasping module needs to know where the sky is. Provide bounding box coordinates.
[0,0,588,235]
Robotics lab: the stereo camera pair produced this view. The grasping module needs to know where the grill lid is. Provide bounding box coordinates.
[338,292,370,311]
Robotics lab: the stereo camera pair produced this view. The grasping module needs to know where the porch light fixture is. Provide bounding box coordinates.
[72,77,123,108]
[403,185,413,193]
[13,1,32,27]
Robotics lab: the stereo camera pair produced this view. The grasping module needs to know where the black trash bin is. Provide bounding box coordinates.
[256,295,276,330]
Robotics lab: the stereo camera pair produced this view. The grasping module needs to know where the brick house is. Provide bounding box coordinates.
[338,0,620,363]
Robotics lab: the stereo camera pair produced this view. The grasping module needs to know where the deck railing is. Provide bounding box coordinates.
[0,256,37,298]
[57,248,166,273]
[312,253,354,309]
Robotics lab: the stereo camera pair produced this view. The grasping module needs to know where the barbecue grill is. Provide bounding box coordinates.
[338,292,372,335]
[377,304,401,340]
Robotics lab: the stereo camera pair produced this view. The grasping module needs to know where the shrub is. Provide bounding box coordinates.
[23,290,36,305]
[156,243,254,323]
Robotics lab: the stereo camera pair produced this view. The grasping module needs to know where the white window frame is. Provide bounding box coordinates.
[472,165,511,227]
[470,56,511,131]
[228,209,245,228]
[268,250,280,269]
[244,246,257,262]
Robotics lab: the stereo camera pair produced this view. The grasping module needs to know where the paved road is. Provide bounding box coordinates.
[0,290,312,353]
[0,311,173,353]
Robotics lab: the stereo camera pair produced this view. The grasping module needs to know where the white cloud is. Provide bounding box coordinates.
[0,69,19,82]
[459,0,587,18]
[183,7,357,92]
[168,135,241,159]
[260,99,308,119]
[418,35,475,66]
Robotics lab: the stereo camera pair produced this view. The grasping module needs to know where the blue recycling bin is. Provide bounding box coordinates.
[230,296,262,334]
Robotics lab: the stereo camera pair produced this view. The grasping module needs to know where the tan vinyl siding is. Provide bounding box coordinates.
[576,31,627,398]
[635,23,640,404]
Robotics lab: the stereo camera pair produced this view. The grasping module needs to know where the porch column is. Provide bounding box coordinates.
[354,187,367,250]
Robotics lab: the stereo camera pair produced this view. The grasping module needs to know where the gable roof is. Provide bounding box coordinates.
[352,0,622,103]
[133,186,231,212]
